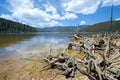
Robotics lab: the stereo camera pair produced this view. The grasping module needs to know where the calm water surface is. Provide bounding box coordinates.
[0,33,71,57]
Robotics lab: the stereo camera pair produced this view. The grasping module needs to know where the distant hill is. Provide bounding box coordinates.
[82,20,120,32]
[0,18,37,33]
[37,25,89,32]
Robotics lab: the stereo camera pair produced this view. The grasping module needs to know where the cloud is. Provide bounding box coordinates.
[38,20,63,28]
[115,17,120,21]
[0,0,77,27]
[7,0,54,27]
[62,0,120,15]
[102,0,120,7]
[0,14,14,20]
[44,4,57,14]
[61,12,77,20]
[80,20,86,25]
[63,0,101,14]
[2,0,120,27]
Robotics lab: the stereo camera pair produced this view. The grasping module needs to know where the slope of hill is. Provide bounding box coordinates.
[37,25,89,32]
[0,18,37,33]
[82,20,120,32]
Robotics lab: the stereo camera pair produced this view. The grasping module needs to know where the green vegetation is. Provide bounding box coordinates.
[82,20,120,32]
[1,17,119,33]
[39,26,77,32]
[0,18,37,33]
[38,25,89,32]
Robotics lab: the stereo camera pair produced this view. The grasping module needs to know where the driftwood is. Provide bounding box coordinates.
[41,33,120,80]
[73,34,80,40]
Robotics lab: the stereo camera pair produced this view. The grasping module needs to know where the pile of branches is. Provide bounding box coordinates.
[41,34,120,80]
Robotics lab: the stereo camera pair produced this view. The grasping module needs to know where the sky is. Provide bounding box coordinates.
[0,0,120,28]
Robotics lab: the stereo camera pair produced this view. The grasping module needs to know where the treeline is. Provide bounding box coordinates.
[82,20,120,32]
[37,25,89,32]
[0,18,37,33]
[39,26,77,32]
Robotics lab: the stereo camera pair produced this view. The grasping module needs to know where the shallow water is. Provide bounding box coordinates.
[0,33,87,80]
[0,33,71,57]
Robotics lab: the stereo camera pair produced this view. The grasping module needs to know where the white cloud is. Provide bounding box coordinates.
[61,12,77,20]
[44,4,57,15]
[115,17,120,20]
[0,14,14,20]
[2,0,120,28]
[0,0,78,27]
[45,5,61,20]
[63,0,101,14]
[38,20,63,28]
[80,20,86,25]
[7,0,53,26]
[102,0,120,7]
[62,0,120,15]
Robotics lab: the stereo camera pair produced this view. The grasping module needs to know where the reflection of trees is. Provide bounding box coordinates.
[0,34,37,48]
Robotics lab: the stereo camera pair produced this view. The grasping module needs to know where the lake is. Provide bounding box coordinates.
[0,33,72,57]
[0,32,85,80]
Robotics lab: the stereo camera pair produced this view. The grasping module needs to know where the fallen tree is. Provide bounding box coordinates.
[40,33,120,80]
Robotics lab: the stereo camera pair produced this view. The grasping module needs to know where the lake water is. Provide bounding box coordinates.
[0,33,86,80]
[0,33,72,57]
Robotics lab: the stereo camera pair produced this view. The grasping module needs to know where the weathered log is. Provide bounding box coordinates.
[41,33,120,80]
[76,65,96,80]
[94,60,103,80]
[108,50,119,60]
[73,34,80,40]
[68,42,83,49]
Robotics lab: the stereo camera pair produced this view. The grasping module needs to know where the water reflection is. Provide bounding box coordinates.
[0,34,37,48]
[0,33,70,57]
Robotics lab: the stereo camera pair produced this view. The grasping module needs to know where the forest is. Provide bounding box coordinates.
[0,18,37,33]
[82,20,120,32]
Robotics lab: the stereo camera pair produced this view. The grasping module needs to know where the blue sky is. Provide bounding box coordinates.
[0,0,120,28]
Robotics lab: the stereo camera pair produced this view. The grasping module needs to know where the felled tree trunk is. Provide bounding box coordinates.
[41,33,120,80]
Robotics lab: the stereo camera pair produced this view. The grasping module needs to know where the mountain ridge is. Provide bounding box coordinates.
[1,17,120,33]
[37,25,89,32]
[82,20,120,32]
